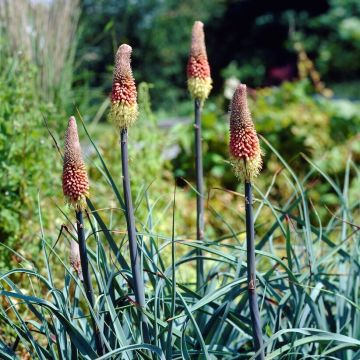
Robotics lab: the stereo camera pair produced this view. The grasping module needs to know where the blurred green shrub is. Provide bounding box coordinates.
[172,80,360,218]
[252,81,360,170]
[85,82,175,234]
[221,59,266,88]
[289,0,360,85]
[0,54,62,268]
[76,0,225,111]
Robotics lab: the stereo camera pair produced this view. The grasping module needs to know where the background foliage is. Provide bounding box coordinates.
[0,0,359,358]
[0,50,63,268]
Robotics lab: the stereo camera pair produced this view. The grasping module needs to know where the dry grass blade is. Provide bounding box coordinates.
[0,0,80,100]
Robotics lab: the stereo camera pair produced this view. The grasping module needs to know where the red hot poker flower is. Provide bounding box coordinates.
[229,84,262,181]
[109,44,138,129]
[187,21,212,102]
[62,116,89,209]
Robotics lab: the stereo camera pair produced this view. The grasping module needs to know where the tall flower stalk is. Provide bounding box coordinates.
[62,116,104,356]
[187,21,212,292]
[109,44,149,341]
[229,85,264,359]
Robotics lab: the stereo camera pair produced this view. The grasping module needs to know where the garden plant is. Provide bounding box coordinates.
[0,10,359,360]
[187,21,212,292]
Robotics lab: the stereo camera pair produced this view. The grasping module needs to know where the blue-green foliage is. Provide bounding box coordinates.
[0,120,358,358]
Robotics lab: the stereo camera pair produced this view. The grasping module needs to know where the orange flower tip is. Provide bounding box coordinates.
[62,116,89,210]
[187,20,212,102]
[229,84,263,182]
[110,43,138,130]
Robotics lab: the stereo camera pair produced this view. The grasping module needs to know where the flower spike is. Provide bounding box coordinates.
[109,44,138,130]
[187,21,212,102]
[229,84,262,182]
[62,116,89,210]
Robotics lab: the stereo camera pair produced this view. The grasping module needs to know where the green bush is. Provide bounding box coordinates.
[0,54,62,268]
[289,0,360,84]
[171,80,360,222]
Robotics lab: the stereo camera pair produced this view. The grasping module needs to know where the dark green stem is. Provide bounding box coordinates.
[245,182,265,360]
[120,128,150,342]
[11,336,20,352]
[76,209,104,356]
[194,98,205,292]
[70,341,77,360]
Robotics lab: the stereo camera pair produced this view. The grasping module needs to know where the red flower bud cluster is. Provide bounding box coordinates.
[62,116,89,209]
[187,21,212,101]
[229,84,262,181]
[109,44,138,129]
